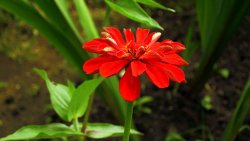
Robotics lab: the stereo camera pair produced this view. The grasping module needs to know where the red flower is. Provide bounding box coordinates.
[83,27,188,102]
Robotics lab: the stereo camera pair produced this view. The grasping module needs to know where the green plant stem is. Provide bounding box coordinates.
[123,101,134,141]
[81,93,95,141]
[73,118,83,141]
[73,118,80,132]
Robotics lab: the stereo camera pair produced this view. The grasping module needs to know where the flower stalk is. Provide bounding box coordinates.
[123,101,134,141]
[73,118,80,132]
[81,92,95,141]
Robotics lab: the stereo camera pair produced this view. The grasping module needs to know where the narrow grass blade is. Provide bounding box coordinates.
[221,77,250,141]
[191,0,250,94]
[33,0,85,60]
[73,0,99,40]
[54,0,84,42]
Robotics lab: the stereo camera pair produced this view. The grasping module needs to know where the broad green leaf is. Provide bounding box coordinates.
[0,123,82,141]
[136,0,175,12]
[67,80,76,95]
[222,76,250,141]
[34,68,71,121]
[74,0,99,40]
[68,77,104,120]
[86,123,141,139]
[105,0,163,29]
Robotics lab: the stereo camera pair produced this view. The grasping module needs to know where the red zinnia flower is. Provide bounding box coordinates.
[83,27,188,102]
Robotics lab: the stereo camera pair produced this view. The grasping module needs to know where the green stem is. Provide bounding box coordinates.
[123,101,134,141]
[81,93,95,141]
[73,118,83,141]
[73,118,80,132]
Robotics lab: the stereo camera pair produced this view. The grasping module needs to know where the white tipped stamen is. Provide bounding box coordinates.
[103,47,114,52]
[149,32,161,46]
[152,32,161,42]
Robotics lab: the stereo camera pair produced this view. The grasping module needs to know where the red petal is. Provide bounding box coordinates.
[145,63,170,88]
[124,28,135,43]
[144,32,155,45]
[83,39,109,53]
[154,62,186,83]
[162,54,189,66]
[104,27,125,46]
[162,40,186,53]
[100,59,129,77]
[131,60,146,76]
[119,66,140,102]
[83,56,115,74]
[136,28,150,44]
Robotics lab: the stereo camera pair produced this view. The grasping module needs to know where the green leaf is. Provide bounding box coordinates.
[67,80,76,96]
[86,123,142,139]
[104,0,163,29]
[34,0,84,58]
[54,0,84,42]
[182,26,199,61]
[0,123,82,141]
[34,68,72,121]
[191,0,250,94]
[68,77,104,120]
[136,0,175,12]
[73,0,99,40]
[222,76,250,141]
